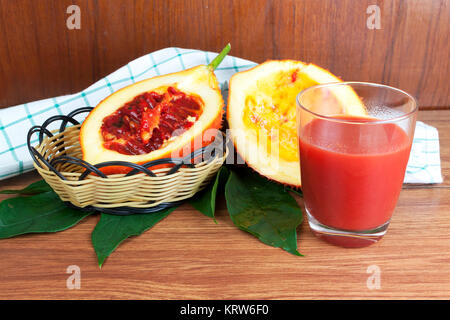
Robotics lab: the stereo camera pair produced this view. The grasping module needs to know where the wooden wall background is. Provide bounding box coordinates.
[0,0,448,109]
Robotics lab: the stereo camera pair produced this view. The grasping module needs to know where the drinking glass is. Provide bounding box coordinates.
[296,82,418,247]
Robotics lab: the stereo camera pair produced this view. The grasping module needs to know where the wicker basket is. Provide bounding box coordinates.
[27,107,228,215]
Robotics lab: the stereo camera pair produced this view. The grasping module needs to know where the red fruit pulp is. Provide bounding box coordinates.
[101,86,203,155]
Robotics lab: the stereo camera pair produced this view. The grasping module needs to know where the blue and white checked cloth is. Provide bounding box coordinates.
[0,48,443,184]
[405,121,443,184]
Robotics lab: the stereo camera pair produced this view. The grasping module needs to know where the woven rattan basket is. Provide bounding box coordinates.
[27,107,228,215]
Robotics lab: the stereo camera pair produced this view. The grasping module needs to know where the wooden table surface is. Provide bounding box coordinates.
[0,109,449,300]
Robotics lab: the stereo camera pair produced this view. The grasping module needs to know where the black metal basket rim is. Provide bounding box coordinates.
[64,200,183,215]
[27,106,228,182]
[26,106,228,215]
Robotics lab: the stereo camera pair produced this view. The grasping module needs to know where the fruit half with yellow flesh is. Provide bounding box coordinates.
[227,60,367,187]
[80,64,225,175]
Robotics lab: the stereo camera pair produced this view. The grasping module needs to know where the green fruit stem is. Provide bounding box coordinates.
[208,43,231,71]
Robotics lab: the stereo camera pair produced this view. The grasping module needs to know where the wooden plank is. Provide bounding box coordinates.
[0,0,448,109]
[0,109,449,299]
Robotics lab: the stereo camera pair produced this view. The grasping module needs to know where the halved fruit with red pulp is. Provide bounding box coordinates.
[80,63,225,174]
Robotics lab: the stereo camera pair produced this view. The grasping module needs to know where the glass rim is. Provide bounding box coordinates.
[296,81,419,124]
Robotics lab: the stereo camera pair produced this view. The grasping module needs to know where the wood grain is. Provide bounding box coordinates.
[0,109,449,299]
[0,0,448,109]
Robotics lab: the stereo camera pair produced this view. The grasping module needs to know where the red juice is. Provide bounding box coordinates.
[299,115,412,231]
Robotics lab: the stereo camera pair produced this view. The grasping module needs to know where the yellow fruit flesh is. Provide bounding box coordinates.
[243,69,320,162]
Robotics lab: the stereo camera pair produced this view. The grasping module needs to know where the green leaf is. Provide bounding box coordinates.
[0,191,92,239]
[189,166,230,223]
[91,207,177,267]
[225,168,303,256]
[286,186,303,197]
[0,179,52,195]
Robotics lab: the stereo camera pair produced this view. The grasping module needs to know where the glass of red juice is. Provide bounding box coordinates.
[296,82,418,248]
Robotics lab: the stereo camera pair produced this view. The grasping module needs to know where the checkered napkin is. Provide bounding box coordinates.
[404,121,443,184]
[0,48,257,181]
[0,48,443,184]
